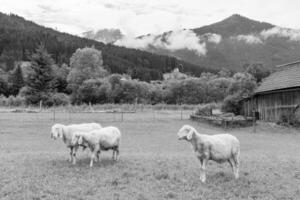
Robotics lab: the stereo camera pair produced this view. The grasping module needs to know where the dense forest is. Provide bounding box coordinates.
[0,12,216,81]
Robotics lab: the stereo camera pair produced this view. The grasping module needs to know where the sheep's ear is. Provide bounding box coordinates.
[186,129,194,140]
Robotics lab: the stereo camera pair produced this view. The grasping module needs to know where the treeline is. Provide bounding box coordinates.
[0,45,270,113]
[0,12,216,81]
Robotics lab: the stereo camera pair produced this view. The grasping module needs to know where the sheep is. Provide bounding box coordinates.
[71,126,121,167]
[177,125,240,183]
[50,123,102,164]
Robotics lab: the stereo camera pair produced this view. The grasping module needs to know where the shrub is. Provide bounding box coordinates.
[77,78,111,104]
[6,95,26,106]
[221,94,242,115]
[49,93,70,106]
[278,112,299,126]
[195,103,219,116]
[0,95,26,106]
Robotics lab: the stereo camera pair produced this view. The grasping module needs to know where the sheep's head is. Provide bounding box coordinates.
[177,125,195,141]
[51,124,64,140]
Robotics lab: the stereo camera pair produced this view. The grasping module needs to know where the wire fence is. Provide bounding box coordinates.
[0,109,194,128]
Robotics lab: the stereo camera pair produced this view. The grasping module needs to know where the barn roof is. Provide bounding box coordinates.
[255,61,300,94]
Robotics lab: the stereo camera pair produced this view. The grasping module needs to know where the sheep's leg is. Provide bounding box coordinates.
[90,151,96,167]
[201,159,207,183]
[199,158,207,183]
[69,147,74,162]
[90,145,100,167]
[233,153,239,179]
[96,150,100,162]
[228,158,236,177]
[90,153,94,167]
[115,147,119,161]
[112,146,118,161]
[112,149,115,160]
[72,146,79,165]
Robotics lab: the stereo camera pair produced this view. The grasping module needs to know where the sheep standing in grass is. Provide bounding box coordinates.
[51,123,102,164]
[72,126,121,167]
[177,125,240,183]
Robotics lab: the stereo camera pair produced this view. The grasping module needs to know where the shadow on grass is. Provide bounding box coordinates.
[50,156,120,169]
[209,172,238,183]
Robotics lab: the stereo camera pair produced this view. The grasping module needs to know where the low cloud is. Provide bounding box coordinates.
[82,29,124,44]
[204,33,222,44]
[232,34,263,44]
[261,26,300,41]
[115,34,158,50]
[115,30,223,56]
[231,26,300,44]
[159,30,207,55]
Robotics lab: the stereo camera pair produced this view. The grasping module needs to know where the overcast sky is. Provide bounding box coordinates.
[1,0,300,36]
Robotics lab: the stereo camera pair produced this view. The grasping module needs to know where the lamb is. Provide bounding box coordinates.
[177,125,240,183]
[71,126,121,167]
[50,123,102,164]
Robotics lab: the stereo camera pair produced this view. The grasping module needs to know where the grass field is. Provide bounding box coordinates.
[0,110,300,200]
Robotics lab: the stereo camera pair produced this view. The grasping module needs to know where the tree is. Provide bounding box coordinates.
[228,72,257,97]
[244,63,270,83]
[0,69,9,96]
[77,78,111,104]
[22,45,55,105]
[222,72,257,114]
[0,76,8,96]
[53,63,71,93]
[67,47,108,102]
[9,65,24,96]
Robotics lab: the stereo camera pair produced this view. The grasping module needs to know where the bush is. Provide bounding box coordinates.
[0,95,26,106]
[195,103,219,116]
[77,78,111,104]
[49,93,70,106]
[277,113,299,126]
[221,94,242,115]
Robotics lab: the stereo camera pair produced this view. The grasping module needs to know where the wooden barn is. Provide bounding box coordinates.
[242,61,300,122]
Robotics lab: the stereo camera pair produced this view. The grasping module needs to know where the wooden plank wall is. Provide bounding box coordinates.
[242,89,300,121]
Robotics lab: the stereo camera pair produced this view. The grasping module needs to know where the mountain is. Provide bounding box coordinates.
[113,14,300,71]
[192,14,274,37]
[82,28,124,44]
[0,12,215,82]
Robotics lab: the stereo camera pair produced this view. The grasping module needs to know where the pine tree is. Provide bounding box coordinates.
[23,45,55,105]
[10,65,24,96]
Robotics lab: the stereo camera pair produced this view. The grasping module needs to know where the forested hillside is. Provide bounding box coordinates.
[0,12,215,81]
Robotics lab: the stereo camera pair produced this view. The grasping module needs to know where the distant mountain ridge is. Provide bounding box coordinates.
[107,14,300,71]
[192,14,274,37]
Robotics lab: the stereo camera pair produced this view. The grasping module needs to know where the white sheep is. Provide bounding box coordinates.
[71,126,121,167]
[177,125,240,183]
[50,123,102,164]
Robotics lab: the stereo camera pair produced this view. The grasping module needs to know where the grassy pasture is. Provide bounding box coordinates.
[0,110,300,200]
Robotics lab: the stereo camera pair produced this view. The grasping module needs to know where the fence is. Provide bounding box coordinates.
[0,108,194,128]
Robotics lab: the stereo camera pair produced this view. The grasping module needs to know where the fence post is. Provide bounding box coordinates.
[39,100,43,112]
[121,110,124,122]
[89,102,93,112]
[252,110,256,133]
[53,109,56,122]
[68,109,71,123]
[153,106,156,122]
[180,105,183,120]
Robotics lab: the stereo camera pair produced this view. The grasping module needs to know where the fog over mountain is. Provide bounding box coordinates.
[82,28,124,44]
[87,14,300,71]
